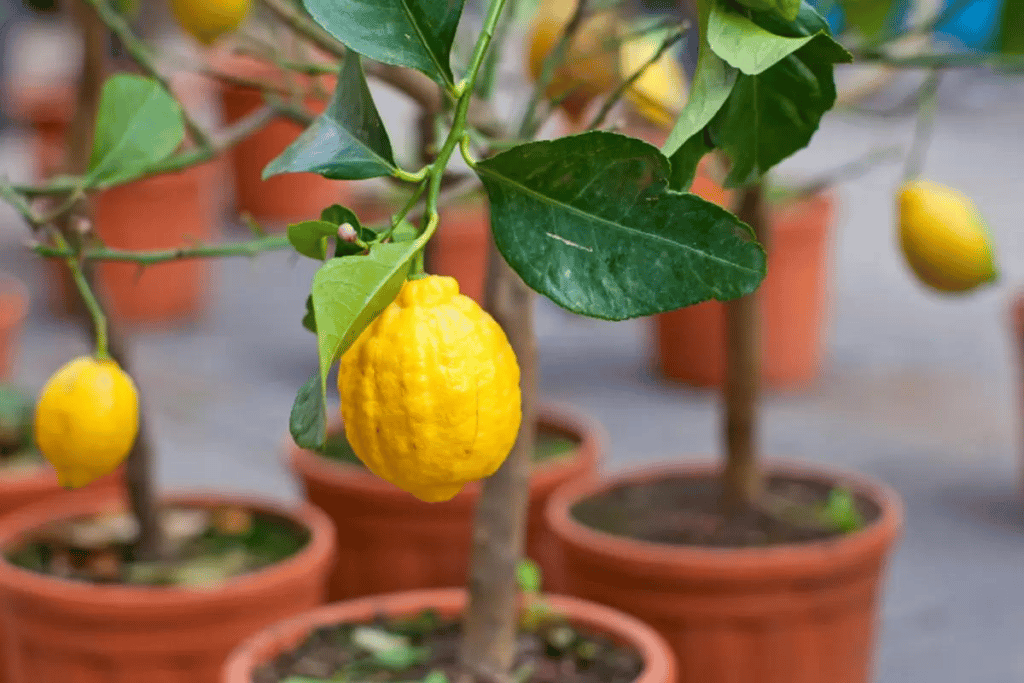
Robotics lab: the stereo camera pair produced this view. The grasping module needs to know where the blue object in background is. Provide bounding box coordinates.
[810,0,1005,51]
[934,0,1005,50]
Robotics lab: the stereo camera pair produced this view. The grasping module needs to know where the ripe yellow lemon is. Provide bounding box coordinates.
[338,275,521,503]
[898,180,998,293]
[527,0,621,125]
[619,33,688,131]
[34,356,139,489]
[171,0,251,45]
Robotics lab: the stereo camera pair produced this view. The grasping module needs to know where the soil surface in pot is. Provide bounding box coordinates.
[6,505,309,586]
[254,606,643,683]
[572,474,882,548]
[318,426,579,467]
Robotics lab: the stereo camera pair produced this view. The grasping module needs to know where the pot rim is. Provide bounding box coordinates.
[285,400,608,501]
[222,587,674,683]
[0,271,30,328]
[0,487,337,605]
[545,458,903,578]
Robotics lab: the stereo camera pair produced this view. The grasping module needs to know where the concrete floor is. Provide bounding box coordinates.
[1,16,1024,683]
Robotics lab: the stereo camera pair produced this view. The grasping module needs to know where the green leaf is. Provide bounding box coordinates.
[668,128,714,191]
[321,204,362,227]
[708,0,831,74]
[317,205,377,256]
[263,53,397,181]
[662,28,737,164]
[302,295,316,333]
[303,0,464,88]
[310,241,421,416]
[289,372,327,450]
[709,2,851,187]
[288,220,344,260]
[373,645,430,671]
[476,132,766,321]
[87,74,185,186]
[838,0,894,39]
[733,0,800,22]
[821,487,864,533]
[516,558,542,593]
[998,0,1024,54]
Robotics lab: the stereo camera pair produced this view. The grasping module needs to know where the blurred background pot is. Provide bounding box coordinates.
[286,402,604,600]
[546,460,903,683]
[222,588,676,683]
[0,274,28,381]
[212,53,351,225]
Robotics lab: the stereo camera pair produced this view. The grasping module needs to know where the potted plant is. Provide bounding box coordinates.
[0,1,343,681]
[542,1,1016,682]
[223,587,675,683]
[0,273,28,381]
[287,402,605,599]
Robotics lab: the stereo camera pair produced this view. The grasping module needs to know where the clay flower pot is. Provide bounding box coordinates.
[429,196,491,304]
[213,54,351,225]
[0,466,123,519]
[0,487,336,683]
[0,273,29,380]
[287,402,605,600]
[10,83,73,179]
[653,190,836,389]
[546,461,903,683]
[50,161,221,325]
[222,587,675,683]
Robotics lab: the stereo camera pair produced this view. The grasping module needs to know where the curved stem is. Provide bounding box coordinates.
[54,232,109,359]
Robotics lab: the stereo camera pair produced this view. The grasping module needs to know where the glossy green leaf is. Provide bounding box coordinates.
[668,128,714,191]
[733,0,800,22]
[302,295,316,333]
[476,132,766,321]
[288,220,344,260]
[662,23,737,164]
[709,2,851,187]
[303,0,464,88]
[263,53,397,181]
[838,0,893,39]
[998,0,1024,54]
[310,241,421,413]
[87,74,185,186]
[708,0,824,74]
[289,372,327,450]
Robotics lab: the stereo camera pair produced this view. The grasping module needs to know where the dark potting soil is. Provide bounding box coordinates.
[254,608,644,683]
[5,506,310,587]
[572,473,882,548]
[318,426,580,467]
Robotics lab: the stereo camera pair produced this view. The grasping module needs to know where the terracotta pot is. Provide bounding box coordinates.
[653,190,836,388]
[50,161,220,325]
[546,461,903,683]
[287,402,605,600]
[429,197,490,304]
[0,486,336,683]
[0,466,123,519]
[10,83,72,179]
[214,54,351,225]
[222,587,675,683]
[0,274,29,380]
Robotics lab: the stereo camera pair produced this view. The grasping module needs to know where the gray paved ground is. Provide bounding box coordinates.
[1,16,1024,683]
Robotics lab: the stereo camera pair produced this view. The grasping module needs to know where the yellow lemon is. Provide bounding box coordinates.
[620,33,688,131]
[898,180,998,293]
[171,0,251,45]
[527,0,621,125]
[34,356,139,489]
[338,275,521,503]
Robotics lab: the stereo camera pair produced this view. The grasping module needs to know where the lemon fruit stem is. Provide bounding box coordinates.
[54,231,110,360]
[901,69,941,183]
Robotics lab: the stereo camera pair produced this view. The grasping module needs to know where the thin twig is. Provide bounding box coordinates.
[33,234,291,265]
[82,0,213,148]
[783,144,904,200]
[902,69,941,182]
[586,26,686,130]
